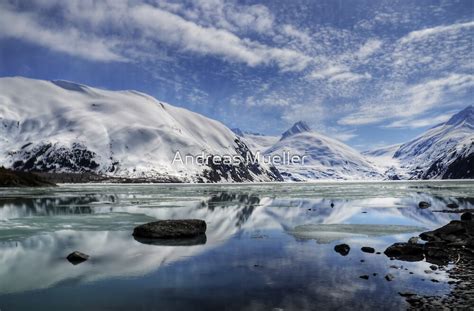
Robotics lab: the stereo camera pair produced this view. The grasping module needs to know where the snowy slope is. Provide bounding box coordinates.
[0,77,282,182]
[363,144,401,157]
[232,128,279,153]
[394,106,474,179]
[264,122,382,181]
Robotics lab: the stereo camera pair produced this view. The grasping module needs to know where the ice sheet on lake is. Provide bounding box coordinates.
[288,224,426,244]
[0,213,156,241]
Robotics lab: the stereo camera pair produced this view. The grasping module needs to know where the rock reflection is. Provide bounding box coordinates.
[133,234,207,246]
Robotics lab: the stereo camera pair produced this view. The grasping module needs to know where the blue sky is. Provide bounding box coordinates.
[0,0,472,150]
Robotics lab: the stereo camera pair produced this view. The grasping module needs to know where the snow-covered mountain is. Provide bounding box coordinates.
[264,122,382,181]
[0,77,282,183]
[232,128,279,153]
[393,106,474,179]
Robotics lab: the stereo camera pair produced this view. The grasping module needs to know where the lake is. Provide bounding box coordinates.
[0,181,473,310]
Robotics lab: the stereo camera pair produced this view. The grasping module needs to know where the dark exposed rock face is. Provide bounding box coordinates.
[0,167,56,187]
[334,243,350,256]
[11,142,101,172]
[440,151,474,179]
[200,138,283,183]
[8,138,282,183]
[66,251,89,265]
[133,219,207,239]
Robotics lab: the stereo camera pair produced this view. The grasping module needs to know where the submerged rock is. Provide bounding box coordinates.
[361,246,375,253]
[66,251,89,265]
[418,201,431,209]
[334,243,350,256]
[359,275,369,280]
[385,274,394,281]
[133,219,207,239]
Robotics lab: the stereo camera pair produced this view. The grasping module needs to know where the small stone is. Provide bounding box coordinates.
[359,275,369,280]
[418,201,431,209]
[330,202,334,208]
[408,236,419,244]
[430,265,438,271]
[334,243,350,256]
[361,246,375,253]
[447,203,459,209]
[375,252,381,254]
[66,251,89,265]
[373,273,377,276]
[385,274,395,281]
[431,279,439,283]
[360,259,365,262]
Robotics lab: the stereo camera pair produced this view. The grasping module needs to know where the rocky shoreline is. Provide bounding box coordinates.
[384,210,474,309]
[0,167,56,187]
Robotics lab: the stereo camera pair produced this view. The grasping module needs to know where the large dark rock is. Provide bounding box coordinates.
[334,243,350,256]
[66,251,89,265]
[384,243,424,261]
[461,212,472,221]
[133,219,207,239]
[419,221,468,242]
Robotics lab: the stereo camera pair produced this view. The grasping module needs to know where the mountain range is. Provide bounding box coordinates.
[0,77,472,182]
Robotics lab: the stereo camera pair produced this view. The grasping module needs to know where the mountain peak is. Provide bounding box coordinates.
[446,105,473,126]
[281,121,311,140]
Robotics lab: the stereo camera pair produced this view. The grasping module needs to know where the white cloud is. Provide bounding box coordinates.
[355,39,382,59]
[280,24,312,47]
[338,74,474,126]
[399,21,474,44]
[309,64,371,83]
[0,0,311,71]
[384,113,453,129]
[0,5,125,62]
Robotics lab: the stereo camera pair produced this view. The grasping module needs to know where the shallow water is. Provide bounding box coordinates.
[0,181,473,310]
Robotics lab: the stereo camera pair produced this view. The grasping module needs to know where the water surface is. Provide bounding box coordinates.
[0,181,473,310]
